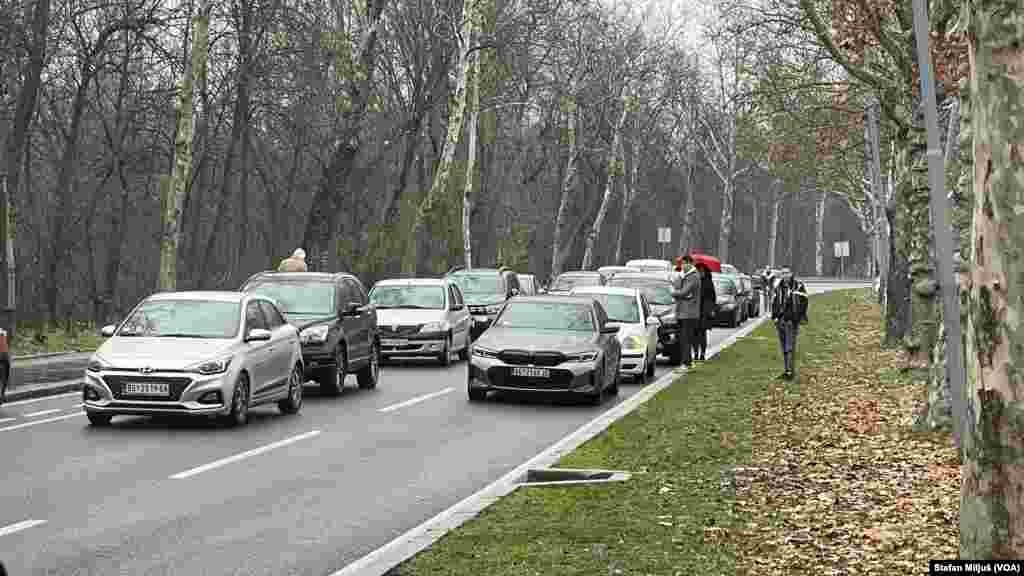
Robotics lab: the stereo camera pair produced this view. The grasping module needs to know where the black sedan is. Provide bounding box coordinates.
[467,295,621,404]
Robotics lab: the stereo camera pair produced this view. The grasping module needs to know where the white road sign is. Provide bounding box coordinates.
[657,227,671,244]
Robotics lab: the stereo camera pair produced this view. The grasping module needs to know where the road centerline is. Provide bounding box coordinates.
[23,408,61,418]
[378,387,455,413]
[0,412,81,433]
[0,519,46,538]
[0,391,80,407]
[169,430,323,480]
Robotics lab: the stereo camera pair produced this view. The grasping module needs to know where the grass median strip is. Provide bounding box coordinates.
[394,289,862,576]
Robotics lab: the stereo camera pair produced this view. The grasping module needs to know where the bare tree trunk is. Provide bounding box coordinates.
[676,148,696,255]
[768,186,780,268]
[462,40,481,270]
[404,0,476,274]
[814,191,827,276]
[614,133,639,264]
[160,0,212,291]
[717,179,734,263]
[550,88,580,279]
[581,88,632,270]
[1,0,51,334]
[960,7,1024,554]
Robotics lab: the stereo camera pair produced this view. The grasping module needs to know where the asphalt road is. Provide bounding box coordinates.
[0,282,857,575]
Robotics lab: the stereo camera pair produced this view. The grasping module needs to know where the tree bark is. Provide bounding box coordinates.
[814,191,827,276]
[550,88,581,279]
[461,41,480,270]
[960,4,1024,556]
[768,183,781,268]
[718,178,734,263]
[676,142,697,255]
[160,0,212,291]
[404,0,476,274]
[1,0,51,331]
[581,88,631,270]
[614,131,639,264]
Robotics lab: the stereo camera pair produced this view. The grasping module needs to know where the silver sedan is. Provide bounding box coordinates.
[83,291,305,427]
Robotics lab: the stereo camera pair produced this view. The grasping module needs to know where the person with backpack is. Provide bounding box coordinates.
[770,267,808,380]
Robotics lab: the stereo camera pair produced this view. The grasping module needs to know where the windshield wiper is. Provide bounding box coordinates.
[156,333,205,338]
[396,305,434,309]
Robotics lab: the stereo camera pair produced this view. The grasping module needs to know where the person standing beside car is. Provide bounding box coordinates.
[671,255,701,367]
[695,264,716,361]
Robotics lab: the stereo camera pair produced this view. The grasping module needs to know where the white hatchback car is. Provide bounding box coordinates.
[83,291,305,427]
[569,285,659,381]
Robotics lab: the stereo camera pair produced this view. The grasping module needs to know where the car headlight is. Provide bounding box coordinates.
[87,358,109,372]
[484,304,502,315]
[473,345,498,358]
[300,324,330,344]
[621,336,643,351]
[566,351,597,363]
[191,357,233,375]
[420,321,448,333]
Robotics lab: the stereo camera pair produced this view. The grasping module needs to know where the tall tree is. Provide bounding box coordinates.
[959,0,1024,557]
[160,0,211,291]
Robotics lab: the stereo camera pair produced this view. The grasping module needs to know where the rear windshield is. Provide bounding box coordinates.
[246,281,336,315]
[449,272,504,296]
[607,278,674,306]
[551,274,602,291]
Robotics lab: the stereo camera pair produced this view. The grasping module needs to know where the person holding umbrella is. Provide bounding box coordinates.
[694,263,716,361]
[671,255,701,367]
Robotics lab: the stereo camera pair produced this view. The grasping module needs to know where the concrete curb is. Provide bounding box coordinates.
[5,379,82,403]
[332,313,772,576]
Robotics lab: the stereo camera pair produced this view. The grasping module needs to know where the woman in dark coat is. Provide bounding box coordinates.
[694,265,717,361]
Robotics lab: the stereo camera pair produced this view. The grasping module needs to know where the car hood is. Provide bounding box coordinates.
[462,293,506,306]
[376,308,446,326]
[476,328,597,353]
[94,338,237,370]
[607,322,645,341]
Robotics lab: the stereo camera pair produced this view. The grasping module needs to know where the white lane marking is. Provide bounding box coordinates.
[1,391,80,407]
[0,417,13,424]
[0,413,81,432]
[0,519,46,538]
[170,430,322,480]
[378,387,455,413]
[23,408,61,418]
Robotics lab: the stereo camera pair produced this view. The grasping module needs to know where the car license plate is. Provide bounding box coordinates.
[124,382,170,396]
[382,339,408,347]
[511,367,549,378]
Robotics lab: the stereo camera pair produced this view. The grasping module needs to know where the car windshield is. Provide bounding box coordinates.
[246,282,335,315]
[493,301,594,332]
[608,278,674,305]
[449,273,503,296]
[576,293,639,323]
[369,285,445,309]
[118,300,241,338]
[551,274,601,291]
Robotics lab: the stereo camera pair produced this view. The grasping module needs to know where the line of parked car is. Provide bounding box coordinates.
[79,257,764,426]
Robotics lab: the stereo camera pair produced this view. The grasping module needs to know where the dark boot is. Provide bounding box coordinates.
[783,352,794,380]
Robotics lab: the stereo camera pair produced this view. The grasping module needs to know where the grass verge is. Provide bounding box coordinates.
[10,321,101,356]
[394,289,863,576]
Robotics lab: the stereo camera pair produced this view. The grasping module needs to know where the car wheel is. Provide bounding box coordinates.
[609,369,620,395]
[278,364,304,415]
[320,346,347,396]
[468,386,487,402]
[668,338,683,366]
[86,412,112,426]
[223,374,250,427]
[588,369,605,405]
[357,341,380,390]
[646,353,656,379]
[438,334,452,367]
[457,338,470,361]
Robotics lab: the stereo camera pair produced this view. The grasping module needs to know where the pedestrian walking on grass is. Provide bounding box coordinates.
[671,255,701,367]
[770,267,808,380]
[694,264,716,361]
[278,248,308,272]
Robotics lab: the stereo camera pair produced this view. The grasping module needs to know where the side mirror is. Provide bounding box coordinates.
[245,328,272,342]
[600,325,620,334]
[510,288,520,297]
[340,302,361,316]
[451,304,464,311]
[646,316,661,326]
[100,324,117,337]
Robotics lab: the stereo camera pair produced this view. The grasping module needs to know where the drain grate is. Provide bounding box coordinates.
[516,467,632,487]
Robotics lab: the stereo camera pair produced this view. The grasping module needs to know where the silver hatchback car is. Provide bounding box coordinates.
[83,291,305,427]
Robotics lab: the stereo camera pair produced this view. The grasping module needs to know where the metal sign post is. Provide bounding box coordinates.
[657,227,671,260]
[912,0,966,448]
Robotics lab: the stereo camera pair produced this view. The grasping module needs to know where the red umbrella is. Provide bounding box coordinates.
[689,252,721,273]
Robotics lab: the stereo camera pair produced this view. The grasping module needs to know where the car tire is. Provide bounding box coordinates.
[457,339,470,361]
[609,370,620,395]
[468,387,486,402]
[278,364,304,415]
[588,369,605,405]
[438,335,452,367]
[223,374,250,427]
[646,353,656,379]
[357,341,380,390]
[668,339,683,366]
[86,412,112,426]
[320,346,347,396]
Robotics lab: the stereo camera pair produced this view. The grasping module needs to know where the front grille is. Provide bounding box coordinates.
[497,349,531,365]
[102,375,194,401]
[379,324,421,337]
[496,350,568,366]
[488,366,575,390]
[532,352,566,366]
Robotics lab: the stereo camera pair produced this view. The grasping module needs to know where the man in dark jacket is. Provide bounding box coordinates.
[671,255,701,367]
[694,265,716,361]
[771,267,808,380]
